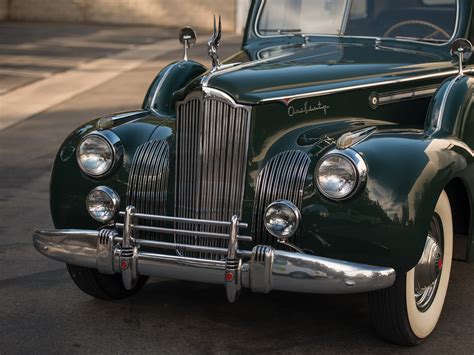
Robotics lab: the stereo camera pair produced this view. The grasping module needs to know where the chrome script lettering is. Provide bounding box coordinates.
[288,101,330,117]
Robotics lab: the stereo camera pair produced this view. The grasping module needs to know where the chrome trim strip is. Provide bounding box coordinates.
[433,74,463,133]
[119,211,248,228]
[133,238,229,256]
[340,0,353,36]
[200,51,294,88]
[254,0,461,48]
[97,110,148,131]
[259,68,474,104]
[149,64,174,111]
[115,223,252,242]
[373,84,440,108]
[378,87,438,104]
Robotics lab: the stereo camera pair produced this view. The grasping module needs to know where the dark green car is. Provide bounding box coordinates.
[33,0,474,345]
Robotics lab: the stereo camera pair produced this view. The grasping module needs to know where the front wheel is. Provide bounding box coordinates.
[369,190,453,345]
[67,264,148,300]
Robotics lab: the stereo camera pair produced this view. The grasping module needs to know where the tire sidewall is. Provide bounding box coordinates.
[405,190,453,339]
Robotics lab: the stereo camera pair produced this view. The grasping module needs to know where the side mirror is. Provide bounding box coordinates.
[450,38,472,76]
[179,27,197,61]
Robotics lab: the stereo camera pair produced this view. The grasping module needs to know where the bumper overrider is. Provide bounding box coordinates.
[33,206,396,302]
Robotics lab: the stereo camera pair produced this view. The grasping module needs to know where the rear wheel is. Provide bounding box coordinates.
[67,264,148,300]
[369,190,453,345]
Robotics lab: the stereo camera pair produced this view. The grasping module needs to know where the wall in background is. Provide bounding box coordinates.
[0,0,253,32]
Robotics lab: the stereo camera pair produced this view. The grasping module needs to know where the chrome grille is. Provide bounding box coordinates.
[126,140,169,241]
[175,91,251,259]
[252,150,311,247]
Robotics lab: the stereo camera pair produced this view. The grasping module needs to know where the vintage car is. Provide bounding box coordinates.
[33,0,474,346]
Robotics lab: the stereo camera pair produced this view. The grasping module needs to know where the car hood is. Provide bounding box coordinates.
[205,40,455,105]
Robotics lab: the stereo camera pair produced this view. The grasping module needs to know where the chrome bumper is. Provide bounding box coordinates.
[33,207,396,302]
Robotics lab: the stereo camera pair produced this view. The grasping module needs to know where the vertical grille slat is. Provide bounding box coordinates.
[175,92,251,259]
[127,140,170,241]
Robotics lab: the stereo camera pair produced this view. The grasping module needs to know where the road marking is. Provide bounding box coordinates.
[0,68,52,78]
[0,39,181,131]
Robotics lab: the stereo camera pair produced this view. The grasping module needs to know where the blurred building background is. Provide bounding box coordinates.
[0,0,251,32]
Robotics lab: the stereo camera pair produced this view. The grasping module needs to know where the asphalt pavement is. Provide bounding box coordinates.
[0,22,473,354]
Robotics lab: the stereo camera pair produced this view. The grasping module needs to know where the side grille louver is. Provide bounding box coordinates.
[126,140,169,240]
[252,150,311,247]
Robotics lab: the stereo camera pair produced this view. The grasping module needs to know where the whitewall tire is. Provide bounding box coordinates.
[369,190,453,345]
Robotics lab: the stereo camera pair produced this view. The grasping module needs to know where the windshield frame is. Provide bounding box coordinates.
[254,0,460,47]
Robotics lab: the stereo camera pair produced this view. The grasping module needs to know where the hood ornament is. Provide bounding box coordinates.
[208,15,222,71]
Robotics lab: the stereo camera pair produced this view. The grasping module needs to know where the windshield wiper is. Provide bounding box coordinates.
[260,28,302,35]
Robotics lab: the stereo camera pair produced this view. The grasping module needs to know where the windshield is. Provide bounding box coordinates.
[257,0,457,43]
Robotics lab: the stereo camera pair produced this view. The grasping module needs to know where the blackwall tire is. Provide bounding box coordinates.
[67,264,148,300]
[369,190,453,345]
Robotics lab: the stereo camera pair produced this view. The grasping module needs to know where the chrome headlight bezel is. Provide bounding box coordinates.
[76,130,123,178]
[86,186,120,223]
[315,149,367,201]
[264,199,302,240]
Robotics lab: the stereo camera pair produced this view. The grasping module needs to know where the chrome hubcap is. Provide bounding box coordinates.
[414,214,443,312]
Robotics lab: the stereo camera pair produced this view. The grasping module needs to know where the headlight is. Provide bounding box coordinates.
[77,131,123,178]
[264,200,301,239]
[86,186,120,222]
[316,149,367,200]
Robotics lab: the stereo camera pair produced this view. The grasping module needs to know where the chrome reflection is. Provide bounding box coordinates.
[414,213,443,311]
[33,208,397,299]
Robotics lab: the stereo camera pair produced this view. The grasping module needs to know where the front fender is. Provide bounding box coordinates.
[51,60,205,230]
[50,113,174,230]
[142,60,207,117]
[300,130,472,273]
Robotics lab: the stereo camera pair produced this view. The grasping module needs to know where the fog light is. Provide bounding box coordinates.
[86,186,120,222]
[264,200,301,239]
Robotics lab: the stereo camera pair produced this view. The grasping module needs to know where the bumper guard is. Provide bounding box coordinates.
[33,206,396,302]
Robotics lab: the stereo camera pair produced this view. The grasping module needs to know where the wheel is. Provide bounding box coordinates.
[67,264,148,300]
[369,190,453,345]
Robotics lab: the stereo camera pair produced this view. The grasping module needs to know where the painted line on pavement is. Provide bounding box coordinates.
[0,39,182,131]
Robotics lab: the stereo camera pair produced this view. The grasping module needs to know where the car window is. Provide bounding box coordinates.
[258,0,348,36]
[257,0,457,44]
[350,0,367,19]
[346,0,457,42]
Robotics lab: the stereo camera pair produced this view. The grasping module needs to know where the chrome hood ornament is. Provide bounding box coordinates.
[208,15,222,71]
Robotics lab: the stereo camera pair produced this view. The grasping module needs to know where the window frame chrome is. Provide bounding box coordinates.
[254,0,461,48]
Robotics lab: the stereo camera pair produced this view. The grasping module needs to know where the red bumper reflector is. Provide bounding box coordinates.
[121,260,129,270]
